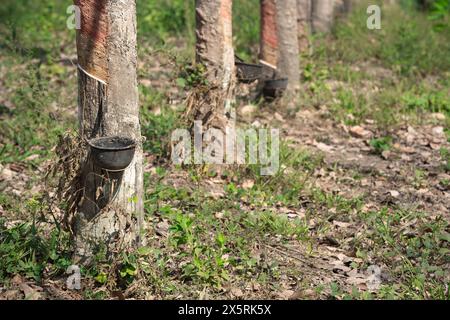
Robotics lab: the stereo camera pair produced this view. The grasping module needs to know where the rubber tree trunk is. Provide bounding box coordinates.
[73,0,144,264]
[333,0,351,17]
[312,0,335,33]
[260,0,300,94]
[259,0,279,68]
[193,0,235,130]
[343,0,353,13]
[297,0,312,53]
[276,0,300,93]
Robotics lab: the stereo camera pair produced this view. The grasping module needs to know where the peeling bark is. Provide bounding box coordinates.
[73,0,143,264]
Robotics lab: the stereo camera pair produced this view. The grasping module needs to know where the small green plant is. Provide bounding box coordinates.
[0,216,71,282]
[369,136,392,154]
[169,211,194,247]
[176,63,207,89]
[119,252,139,285]
[413,169,426,188]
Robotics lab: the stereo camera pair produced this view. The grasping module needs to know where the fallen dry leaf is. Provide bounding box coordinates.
[388,190,400,198]
[315,142,334,153]
[230,287,244,298]
[349,125,372,138]
[242,179,254,189]
[240,104,257,116]
[277,289,294,299]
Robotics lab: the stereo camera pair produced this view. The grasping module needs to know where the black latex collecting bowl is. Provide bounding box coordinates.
[88,136,136,171]
[263,78,288,99]
[235,62,263,83]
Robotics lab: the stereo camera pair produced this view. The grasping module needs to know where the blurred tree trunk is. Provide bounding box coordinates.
[259,0,279,68]
[343,0,353,13]
[297,0,311,53]
[418,0,433,10]
[276,0,300,93]
[260,0,300,94]
[312,0,335,33]
[191,0,235,130]
[73,0,144,264]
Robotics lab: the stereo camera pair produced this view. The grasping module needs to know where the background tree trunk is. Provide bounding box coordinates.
[73,0,144,263]
[259,0,278,68]
[343,0,353,13]
[297,0,312,53]
[276,0,300,93]
[312,0,335,33]
[192,0,235,130]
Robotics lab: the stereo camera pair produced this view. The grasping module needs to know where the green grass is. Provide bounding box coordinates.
[137,0,195,45]
[0,0,449,300]
[0,55,71,165]
[300,0,450,129]
[136,0,260,61]
[139,155,314,292]
[0,198,71,283]
[233,0,260,62]
[141,105,181,159]
[0,0,71,54]
[330,0,450,76]
[356,208,449,299]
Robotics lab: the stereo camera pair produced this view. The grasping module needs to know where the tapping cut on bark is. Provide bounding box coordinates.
[74,0,108,81]
[259,0,279,68]
[72,0,144,263]
[259,0,300,95]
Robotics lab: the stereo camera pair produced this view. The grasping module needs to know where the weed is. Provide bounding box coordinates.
[0,215,71,282]
[369,136,392,154]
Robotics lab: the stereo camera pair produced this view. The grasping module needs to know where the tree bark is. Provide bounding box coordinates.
[259,0,300,94]
[297,0,311,53]
[333,0,352,17]
[276,0,300,93]
[259,0,279,68]
[312,0,335,33]
[191,0,235,131]
[343,0,353,13]
[73,0,143,264]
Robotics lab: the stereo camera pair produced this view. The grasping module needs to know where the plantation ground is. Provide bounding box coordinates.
[0,1,449,299]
